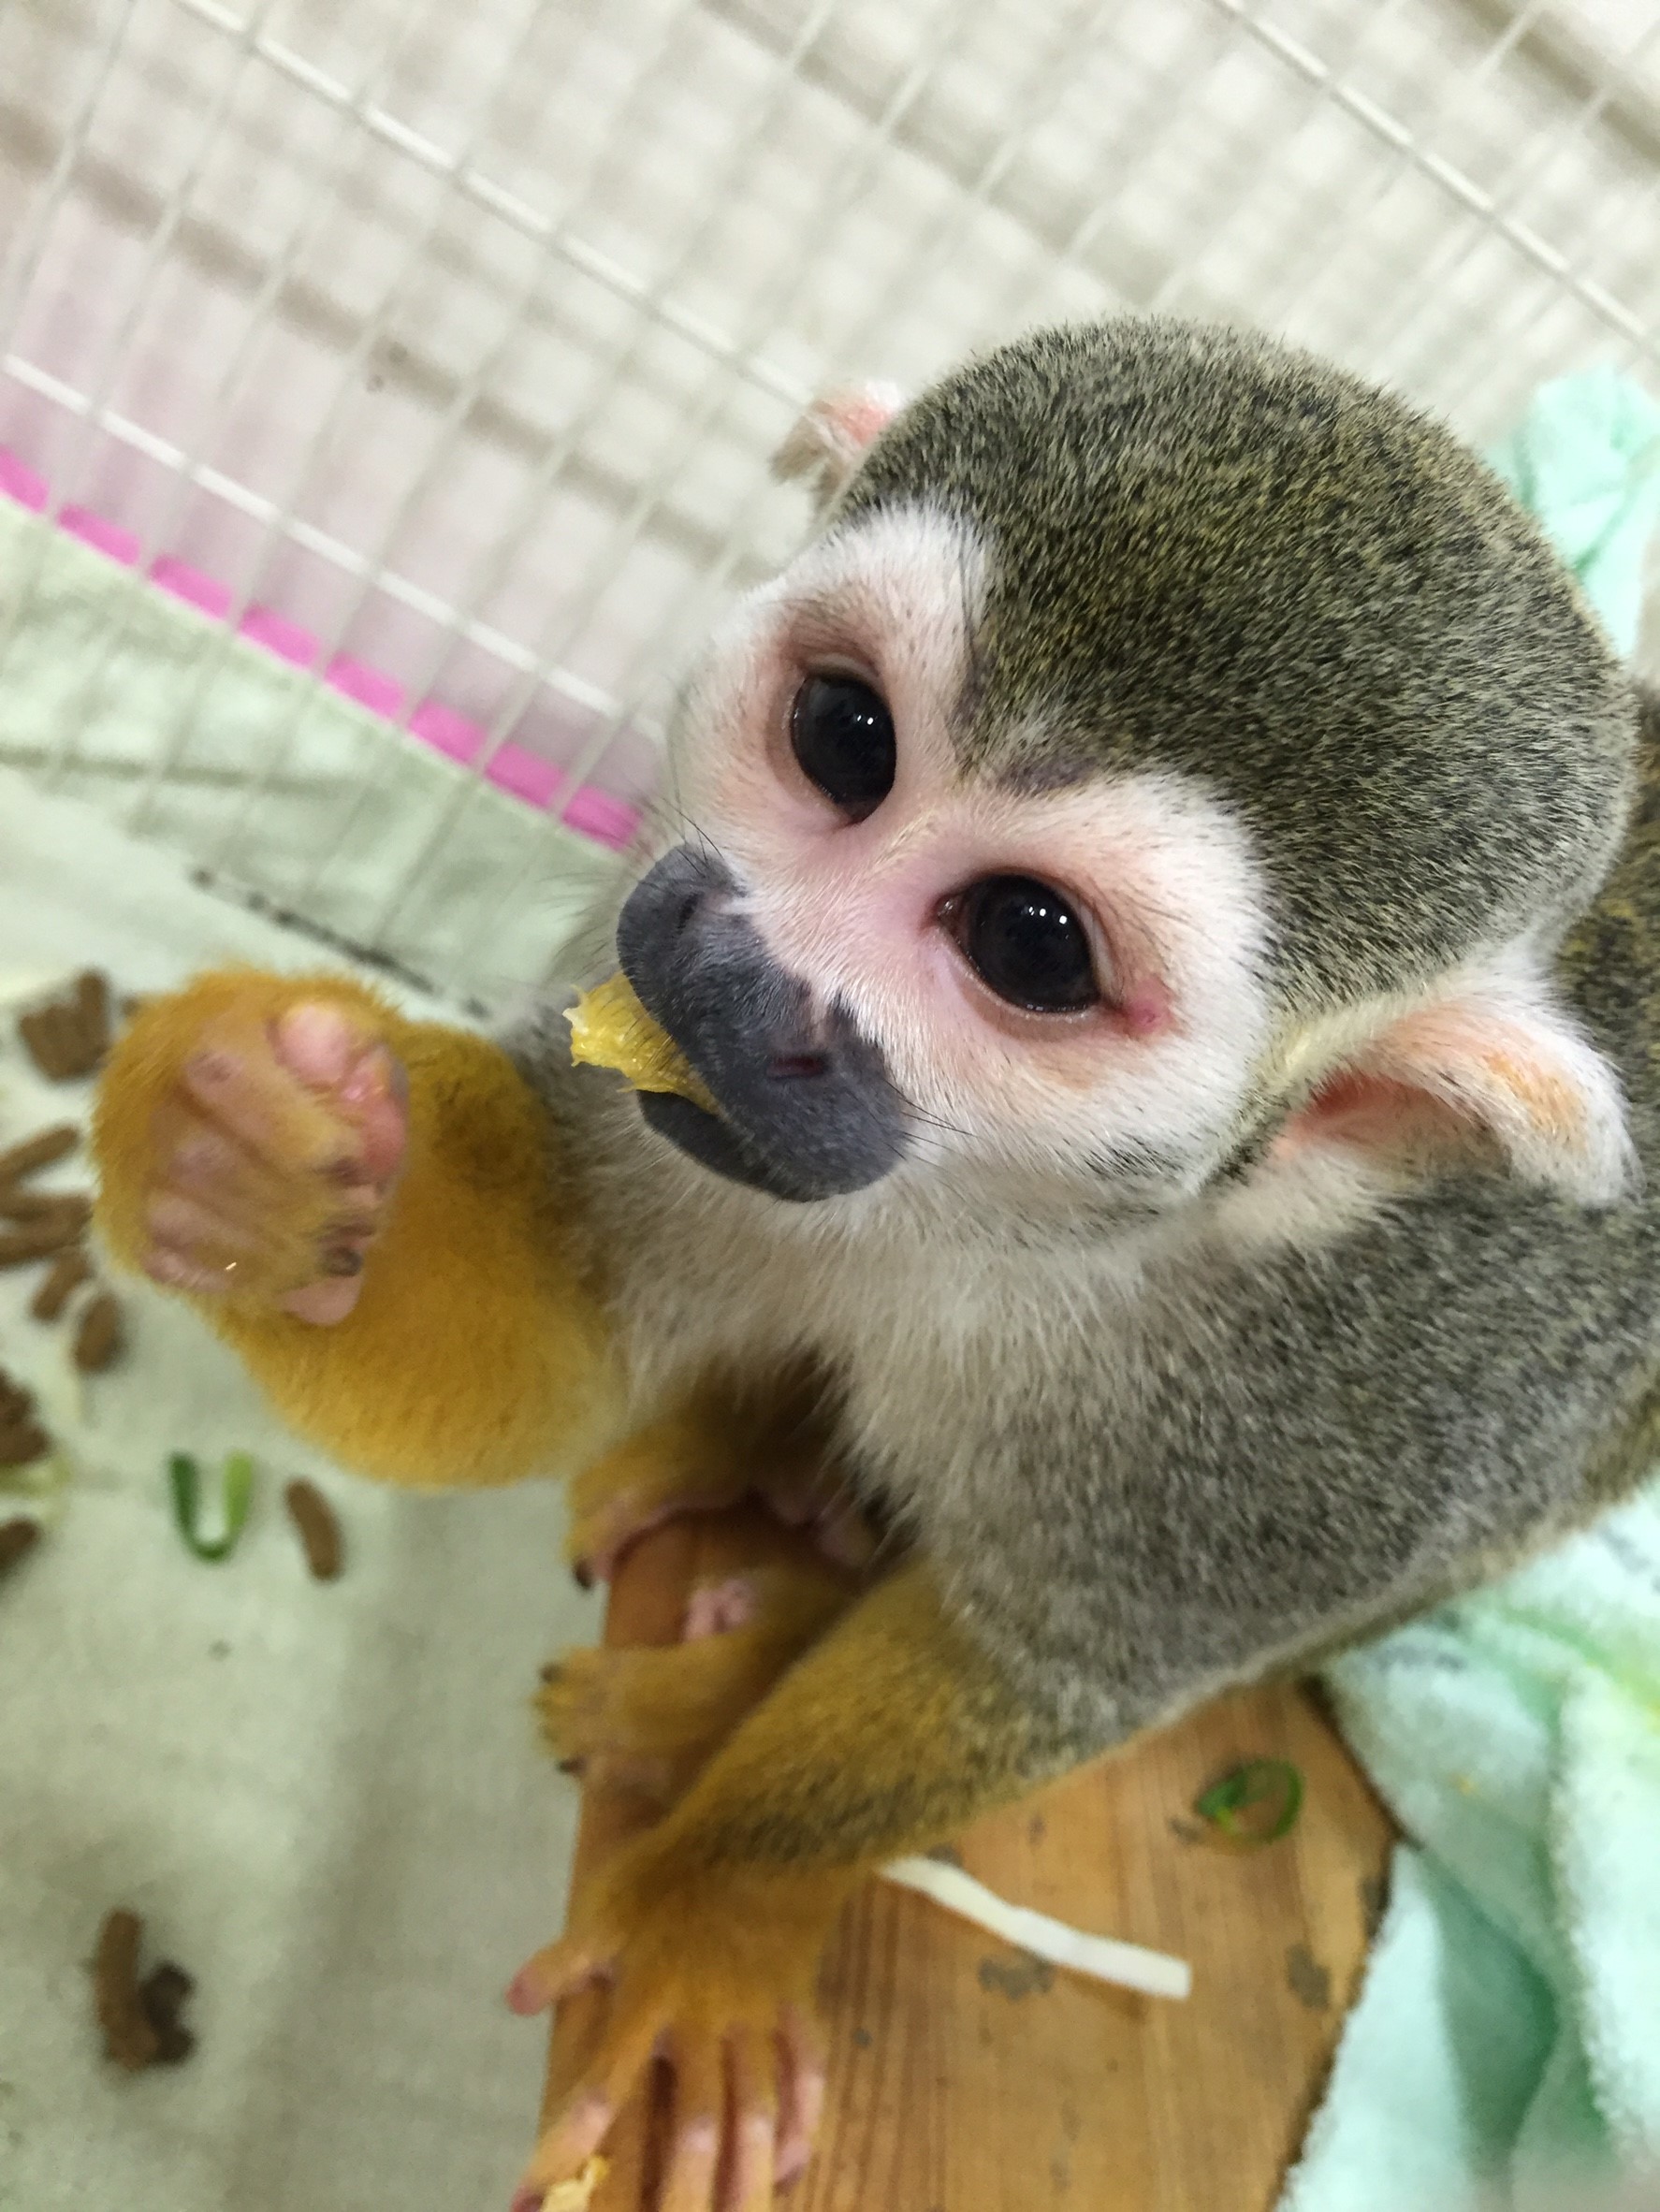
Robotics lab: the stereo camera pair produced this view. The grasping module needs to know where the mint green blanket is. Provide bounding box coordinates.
[1278,370,1660,2212]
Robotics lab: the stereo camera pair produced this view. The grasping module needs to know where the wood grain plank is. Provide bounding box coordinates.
[541,1515,1393,2212]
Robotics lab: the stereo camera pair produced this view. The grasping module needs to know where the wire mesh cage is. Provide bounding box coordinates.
[4,0,1660,1010]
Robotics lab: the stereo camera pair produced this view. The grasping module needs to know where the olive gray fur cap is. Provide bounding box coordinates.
[835,319,1638,1012]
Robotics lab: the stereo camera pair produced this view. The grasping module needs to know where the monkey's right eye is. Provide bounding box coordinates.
[790,674,896,822]
[948,875,1099,1013]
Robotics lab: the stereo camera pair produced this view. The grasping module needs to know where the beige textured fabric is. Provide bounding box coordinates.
[0,773,598,2212]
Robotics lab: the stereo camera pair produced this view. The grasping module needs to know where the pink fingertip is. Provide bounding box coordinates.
[357,1095,406,1184]
[339,1039,397,1106]
[505,1967,549,2016]
[510,2190,543,2212]
[142,1247,227,1295]
[280,1278,363,1326]
[171,1130,233,1184]
[775,2130,815,2189]
[276,1003,357,1086]
[146,1191,250,1255]
[776,2009,825,2184]
[185,1050,238,1089]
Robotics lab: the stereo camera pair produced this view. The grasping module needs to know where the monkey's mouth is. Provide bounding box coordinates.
[615,844,908,1204]
[633,1085,827,1203]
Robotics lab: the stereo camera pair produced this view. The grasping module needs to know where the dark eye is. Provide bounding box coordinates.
[790,674,895,821]
[952,875,1099,1012]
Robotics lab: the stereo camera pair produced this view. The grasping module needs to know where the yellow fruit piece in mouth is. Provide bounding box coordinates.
[565,972,719,1114]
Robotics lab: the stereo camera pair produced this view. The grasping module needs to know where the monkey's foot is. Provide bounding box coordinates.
[506,1844,846,2211]
[566,1433,879,1590]
[123,997,406,1323]
[564,1428,752,1590]
[751,1460,881,1572]
[536,1640,729,1800]
[538,1563,855,1797]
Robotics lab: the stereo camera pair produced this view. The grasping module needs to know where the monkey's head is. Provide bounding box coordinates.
[617,320,1638,1233]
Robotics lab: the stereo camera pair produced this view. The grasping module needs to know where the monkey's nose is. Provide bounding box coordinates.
[616,840,907,1201]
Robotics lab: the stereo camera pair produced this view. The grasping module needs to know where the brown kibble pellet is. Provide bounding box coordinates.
[73,1292,124,1373]
[0,1369,36,1422]
[32,1246,92,1321]
[0,1419,51,1469]
[0,1123,78,1185]
[18,969,112,1081]
[0,1215,84,1266]
[0,1518,41,1577]
[138,1962,196,2065]
[18,1007,77,1081]
[0,1187,91,1230]
[94,1909,160,2072]
[284,1478,342,1580]
[76,969,109,1048]
[0,1366,51,1468]
[2,1188,66,1222]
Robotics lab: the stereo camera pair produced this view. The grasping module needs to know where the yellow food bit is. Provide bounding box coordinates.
[566,973,718,1113]
[544,2157,609,2211]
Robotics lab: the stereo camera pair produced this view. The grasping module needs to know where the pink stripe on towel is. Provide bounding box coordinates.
[0,447,646,851]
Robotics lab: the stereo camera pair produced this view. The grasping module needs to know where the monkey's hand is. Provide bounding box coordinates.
[94,968,621,1489]
[537,1554,857,1800]
[509,1564,1055,2209]
[95,971,407,1322]
[567,1377,876,1586]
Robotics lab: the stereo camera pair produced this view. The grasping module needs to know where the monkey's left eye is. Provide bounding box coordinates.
[949,875,1099,1013]
[790,674,896,821]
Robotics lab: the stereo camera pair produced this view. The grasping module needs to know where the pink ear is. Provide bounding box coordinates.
[1272,967,1634,1206]
[771,380,906,508]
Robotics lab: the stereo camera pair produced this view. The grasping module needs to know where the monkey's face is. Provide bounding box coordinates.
[617,504,1273,1217]
[618,322,1636,1222]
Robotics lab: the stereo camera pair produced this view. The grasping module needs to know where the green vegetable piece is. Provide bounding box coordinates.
[1194,1757,1304,1846]
[168,1451,255,1563]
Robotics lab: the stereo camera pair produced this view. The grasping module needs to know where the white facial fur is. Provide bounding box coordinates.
[655,502,1278,1227]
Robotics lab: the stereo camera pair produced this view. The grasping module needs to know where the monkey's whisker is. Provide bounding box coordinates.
[898,1095,976,1145]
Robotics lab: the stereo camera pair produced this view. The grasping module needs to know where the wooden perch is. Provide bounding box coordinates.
[541,1507,1392,2210]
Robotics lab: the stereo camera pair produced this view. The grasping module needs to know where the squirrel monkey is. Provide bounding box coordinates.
[93,319,1660,2211]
